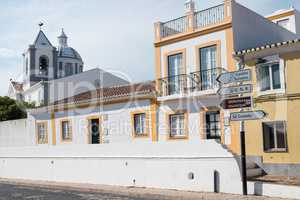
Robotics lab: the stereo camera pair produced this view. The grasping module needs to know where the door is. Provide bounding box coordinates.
[168,53,184,95]
[206,111,221,140]
[199,45,217,90]
[89,118,101,144]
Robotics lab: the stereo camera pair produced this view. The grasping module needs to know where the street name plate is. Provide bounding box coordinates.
[217,69,252,84]
[230,111,267,121]
[220,96,252,109]
[218,84,252,96]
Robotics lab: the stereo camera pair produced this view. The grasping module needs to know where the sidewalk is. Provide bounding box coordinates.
[0,178,292,200]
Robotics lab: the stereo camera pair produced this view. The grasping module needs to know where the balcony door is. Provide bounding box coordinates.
[199,45,217,90]
[168,53,184,95]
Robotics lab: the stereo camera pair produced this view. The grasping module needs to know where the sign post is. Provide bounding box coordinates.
[218,63,268,196]
[220,96,252,110]
[217,65,258,196]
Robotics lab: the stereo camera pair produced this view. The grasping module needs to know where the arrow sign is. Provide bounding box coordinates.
[218,84,252,96]
[220,96,252,109]
[217,69,252,84]
[230,111,267,121]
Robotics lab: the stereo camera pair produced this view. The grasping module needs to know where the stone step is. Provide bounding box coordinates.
[247,168,263,178]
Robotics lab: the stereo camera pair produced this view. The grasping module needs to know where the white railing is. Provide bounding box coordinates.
[159,4,225,39]
[194,4,225,29]
[160,16,188,38]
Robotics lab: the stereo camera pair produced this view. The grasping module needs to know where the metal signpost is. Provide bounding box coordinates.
[217,69,252,85]
[217,66,266,196]
[230,111,267,121]
[217,84,252,96]
[220,96,252,110]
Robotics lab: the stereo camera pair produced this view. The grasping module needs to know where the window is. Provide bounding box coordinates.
[58,62,63,77]
[277,19,289,30]
[169,113,187,138]
[75,63,78,74]
[133,113,147,136]
[39,56,49,76]
[61,120,72,141]
[168,53,185,95]
[205,111,221,140]
[199,45,217,90]
[200,45,217,70]
[257,62,283,92]
[36,122,48,144]
[263,121,288,152]
[64,63,73,76]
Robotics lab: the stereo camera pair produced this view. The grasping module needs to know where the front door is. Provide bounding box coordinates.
[206,111,221,140]
[89,118,101,144]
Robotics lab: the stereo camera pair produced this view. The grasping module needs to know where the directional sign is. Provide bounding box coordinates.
[220,96,252,109]
[218,84,252,96]
[217,69,252,84]
[230,111,267,121]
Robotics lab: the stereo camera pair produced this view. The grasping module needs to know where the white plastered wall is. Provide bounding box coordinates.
[30,99,153,146]
[160,30,228,78]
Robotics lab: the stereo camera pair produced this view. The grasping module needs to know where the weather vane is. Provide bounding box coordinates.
[38,22,44,30]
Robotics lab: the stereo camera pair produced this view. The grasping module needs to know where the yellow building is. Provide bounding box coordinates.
[234,39,300,176]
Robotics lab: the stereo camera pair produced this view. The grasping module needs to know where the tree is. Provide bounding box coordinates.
[0,96,35,122]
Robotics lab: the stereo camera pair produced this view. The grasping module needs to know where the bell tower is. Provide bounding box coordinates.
[23,26,57,88]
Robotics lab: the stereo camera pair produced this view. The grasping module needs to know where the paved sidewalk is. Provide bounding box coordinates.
[0,179,293,200]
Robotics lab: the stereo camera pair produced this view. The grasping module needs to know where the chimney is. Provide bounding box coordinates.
[185,0,195,14]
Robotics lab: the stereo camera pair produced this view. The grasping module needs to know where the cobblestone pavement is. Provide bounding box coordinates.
[0,181,293,200]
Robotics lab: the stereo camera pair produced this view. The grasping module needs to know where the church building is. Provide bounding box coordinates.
[8,28,128,106]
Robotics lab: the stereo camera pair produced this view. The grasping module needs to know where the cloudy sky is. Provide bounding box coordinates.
[0,0,297,96]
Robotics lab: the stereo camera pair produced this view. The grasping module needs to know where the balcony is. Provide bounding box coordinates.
[155,2,232,44]
[158,68,224,97]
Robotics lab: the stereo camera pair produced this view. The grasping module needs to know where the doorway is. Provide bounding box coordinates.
[88,118,101,144]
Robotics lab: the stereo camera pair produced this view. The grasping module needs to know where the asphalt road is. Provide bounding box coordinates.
[0,182,291,200]
[0,183,162,200]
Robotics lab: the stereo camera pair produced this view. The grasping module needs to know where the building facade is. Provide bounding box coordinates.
[2,0,300,180]
[8,29,129,106]
[234,39,300,176]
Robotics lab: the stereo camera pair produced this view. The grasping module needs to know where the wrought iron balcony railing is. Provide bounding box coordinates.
[158,68,224,97]
[190,68,223,92]
[158,74,188,96]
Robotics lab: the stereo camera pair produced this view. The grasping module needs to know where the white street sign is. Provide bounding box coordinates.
[218,84,252,96]
[217,69,252,84]
[230,111,267,121]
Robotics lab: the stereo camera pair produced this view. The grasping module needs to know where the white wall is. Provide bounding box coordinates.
[157,97,222,142]
[30,99,153,146]
[0,119,34,147]
[232,2,298,52]
[0,141,244,195]
[23,85,44,106]
[160,30,228,78]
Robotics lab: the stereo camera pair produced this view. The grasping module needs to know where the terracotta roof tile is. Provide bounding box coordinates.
[11,81,23,92]
[53,81,156,105]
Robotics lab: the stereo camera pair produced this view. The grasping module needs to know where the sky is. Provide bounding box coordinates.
[0,0,298,96]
